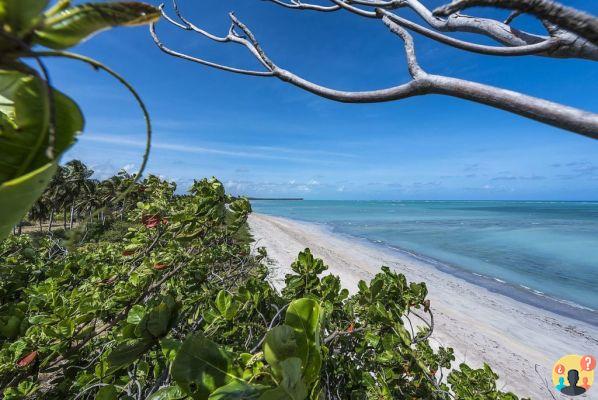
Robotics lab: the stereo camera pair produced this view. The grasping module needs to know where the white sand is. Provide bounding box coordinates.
[249,213,598,399]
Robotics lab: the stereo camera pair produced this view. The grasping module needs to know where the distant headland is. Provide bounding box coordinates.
[248,197,304,201]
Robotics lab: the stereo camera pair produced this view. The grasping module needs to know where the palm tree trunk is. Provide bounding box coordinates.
[63,207,67,229]
[69,203,75,229]
[48,210,54,232]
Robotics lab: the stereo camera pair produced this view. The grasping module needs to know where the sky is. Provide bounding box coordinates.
[50,0,598,200]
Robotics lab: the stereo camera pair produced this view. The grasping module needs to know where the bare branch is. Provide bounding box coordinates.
[329,0,378,18]
[152,2,598,138]
[504,10,522,25]
[161,1,230,42]
[149,18,274,76]
[380,9,558,56]
[263,0,597,60]
[381,15,425,78]
[386,0,598,60]
[433,0,598,46]
[229,13,277,70]
[261,0,341,11]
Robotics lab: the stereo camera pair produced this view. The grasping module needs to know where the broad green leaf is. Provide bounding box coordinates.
[107,338,153,370]
[215,290,238,320]
[126,304,146,325]
[137,295,179,339]
[147,386,186,400]
[47,88,84,164]
[34,2,160,49]
[0,162,56,240]
[0,70,49,183]
[172,332,243,400]
[0,69,82,239]
[0,0,49,36]
[284,299,321,385]
[209,381,268,400]
[95,384,118,400]
[263,325,298,379]
[258,358,307,400]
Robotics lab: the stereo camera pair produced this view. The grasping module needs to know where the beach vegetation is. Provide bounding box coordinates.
[0,167,528,399]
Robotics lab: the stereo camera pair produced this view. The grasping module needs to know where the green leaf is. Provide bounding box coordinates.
[215,290,239,320]
[107,339,153,370]
[95,384,118,400]
[172,332,243,400]
[0,69,82,239]
[160,337,181,362]
[34,2,160,49]
[137,295,179,340]
[0,70,49,183]
[258,358,307,400]
[126,304,146,325]
[0,0,49,36]
[263,325,298,379]
[209,381,268,400]
[147,386,186,400]
[0,162,56,240]
[284,299,322,385]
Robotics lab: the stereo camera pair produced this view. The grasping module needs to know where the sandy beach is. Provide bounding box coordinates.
[249,213,598,399]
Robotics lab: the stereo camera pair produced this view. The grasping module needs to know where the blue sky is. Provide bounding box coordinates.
[52,0,598,200]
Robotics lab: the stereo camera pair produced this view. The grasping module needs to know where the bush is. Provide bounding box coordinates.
[0,178,524,400]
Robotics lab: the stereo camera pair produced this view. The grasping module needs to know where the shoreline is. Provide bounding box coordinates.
[248,213,598,399]
[349,233,598,327]
[254,211,598,326]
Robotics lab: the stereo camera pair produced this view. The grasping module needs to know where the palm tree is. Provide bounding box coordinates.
[98,178,119,224]
[77,179,102,220]
[28,197,49,232]
[45,166,67,232]
[64,160,94,229]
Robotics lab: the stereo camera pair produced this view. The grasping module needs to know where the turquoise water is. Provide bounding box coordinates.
[251,200,598,323]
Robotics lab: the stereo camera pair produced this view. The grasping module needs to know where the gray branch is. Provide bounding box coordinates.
[434,0,598,46]
[268,0,598,60]
[151,1,598,139]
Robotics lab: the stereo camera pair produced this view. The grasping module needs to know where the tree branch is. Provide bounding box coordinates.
[380,9,559,56]
[263,0,598,60]
[151,1,598,138]
[433,0,598,46]
[149,19,275,76]
[261,0,341,12]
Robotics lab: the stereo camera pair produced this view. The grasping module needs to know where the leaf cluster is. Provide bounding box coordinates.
[1,172,527,400]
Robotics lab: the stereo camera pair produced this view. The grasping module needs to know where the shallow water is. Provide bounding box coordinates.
[251,200,598,314]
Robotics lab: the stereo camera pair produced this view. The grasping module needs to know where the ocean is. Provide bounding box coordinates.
[251,200,598,324]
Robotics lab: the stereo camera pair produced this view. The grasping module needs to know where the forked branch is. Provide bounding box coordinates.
[150,0,598,138]
[434,0,598,46]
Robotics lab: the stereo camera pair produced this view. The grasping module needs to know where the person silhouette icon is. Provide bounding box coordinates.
[581,377,590,390]
[560,369,586,395]
[555,377,565,391]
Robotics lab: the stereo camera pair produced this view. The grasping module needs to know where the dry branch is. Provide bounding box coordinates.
[150,0,598,138]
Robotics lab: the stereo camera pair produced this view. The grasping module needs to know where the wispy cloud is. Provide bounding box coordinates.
[491,174,545,181]
[551,161,598,180]
[80,134,355,164]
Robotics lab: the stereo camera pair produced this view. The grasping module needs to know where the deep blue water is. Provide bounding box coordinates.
[251,200,598,321]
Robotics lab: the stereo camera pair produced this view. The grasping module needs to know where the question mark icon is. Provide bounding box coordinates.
[555,363,565,374]
[580,355,596,372]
